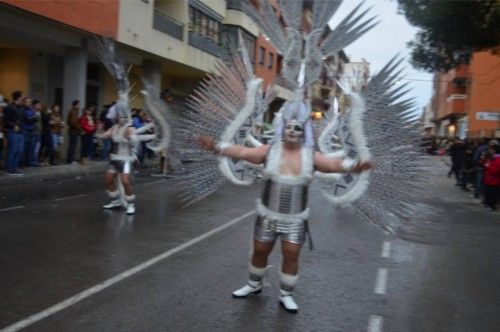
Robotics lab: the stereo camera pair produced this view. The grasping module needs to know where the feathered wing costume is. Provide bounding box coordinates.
[180,1,425,234]
[95,38,173,212]
[318,56,426,234]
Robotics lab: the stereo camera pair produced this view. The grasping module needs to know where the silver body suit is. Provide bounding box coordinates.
[254,142,313,245]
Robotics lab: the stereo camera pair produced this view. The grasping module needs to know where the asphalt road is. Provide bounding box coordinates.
[0,158,499,332]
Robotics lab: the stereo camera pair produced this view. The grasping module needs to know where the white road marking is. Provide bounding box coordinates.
[53,194,87,202]
[367,315,383,332]
[374,268,388,295]
[0,209,256,332]
[381,241,391,258]
[136,179,166,187]
[0,206,25,212]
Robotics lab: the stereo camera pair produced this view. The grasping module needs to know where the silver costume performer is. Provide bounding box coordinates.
[178,0,426,315]
[230,100,316,313]
[101,123,141,214]
[96,37,171,216]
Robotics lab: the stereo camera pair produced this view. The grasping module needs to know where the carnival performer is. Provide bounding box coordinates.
[198,100,372,313]
[180,0,425,315]
[95,38,171,216]
[96,113,150,215]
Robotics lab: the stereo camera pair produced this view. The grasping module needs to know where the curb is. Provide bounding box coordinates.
[0,161,157,187]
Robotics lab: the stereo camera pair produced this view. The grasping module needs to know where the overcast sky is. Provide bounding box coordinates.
[329,0,433,114]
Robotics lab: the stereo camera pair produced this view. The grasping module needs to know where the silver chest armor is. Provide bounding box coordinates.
[261,180,308,214]
[257,141,313,217]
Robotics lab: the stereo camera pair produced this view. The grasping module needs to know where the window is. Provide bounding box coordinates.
[243,34,255,64]
[189,7,201,32]
[268,52,274,69]
[188,6,194,30]
[201,15,207,35]
[207,19,213,39]
[188,6,221,43]
[213,21,220,43]
[259,47,265,65]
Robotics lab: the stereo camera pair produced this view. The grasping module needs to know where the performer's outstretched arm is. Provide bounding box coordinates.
[314,151,372,173]
[198,135,269,165]
[95,126,113,139]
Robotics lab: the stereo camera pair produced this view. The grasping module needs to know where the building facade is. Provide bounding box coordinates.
[431,51,500,138]
[0,0,292,118]
[0,0,357,131]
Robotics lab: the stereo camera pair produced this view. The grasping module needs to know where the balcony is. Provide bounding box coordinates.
[275,75,296,91]
[188,31,224,57]
[153,8,184,41]
[445,94,467,116]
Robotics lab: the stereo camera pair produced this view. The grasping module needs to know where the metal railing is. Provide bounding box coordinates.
[226,0,251,11]
[188,31,223,57]
[446,94,467,102]
[153,8,184,41]
[275,75,296,91]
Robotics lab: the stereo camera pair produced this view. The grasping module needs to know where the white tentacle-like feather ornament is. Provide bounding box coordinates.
[317,56,427,233]
[179,1,426,234]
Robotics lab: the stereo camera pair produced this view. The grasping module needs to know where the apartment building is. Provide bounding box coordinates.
[431,51,500,138]
[0,0,291,117]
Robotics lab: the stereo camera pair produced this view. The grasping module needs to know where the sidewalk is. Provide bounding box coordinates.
[432,155,498,214]
[0,158,159,187]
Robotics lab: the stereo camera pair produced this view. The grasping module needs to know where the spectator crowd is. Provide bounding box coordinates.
[425,136,500,211]
[0,90,155,176]
[1,88,498,211]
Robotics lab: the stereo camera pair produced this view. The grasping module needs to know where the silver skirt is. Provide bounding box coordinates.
[254,215,306,244]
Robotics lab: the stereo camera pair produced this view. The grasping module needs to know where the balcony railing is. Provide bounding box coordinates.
[227,0,251,11]
[275,75,296,91]
[153,8,184,41]
[188,31,224,57]
[445,95,466,115]
[446,94,467,103]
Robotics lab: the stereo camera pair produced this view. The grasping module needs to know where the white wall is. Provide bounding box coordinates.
[117,0,219,73]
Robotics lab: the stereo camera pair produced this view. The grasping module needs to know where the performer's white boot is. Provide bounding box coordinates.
[103,190,122,209]
[232,264,265,298]
[125,195,136,215]
[279,272,299,313]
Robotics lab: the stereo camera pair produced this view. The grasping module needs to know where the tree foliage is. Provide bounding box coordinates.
[397,0,500,72]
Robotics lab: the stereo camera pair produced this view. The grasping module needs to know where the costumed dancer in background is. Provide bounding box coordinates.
[95,38,173,215]
[199,101,372,313]
[97,109,155,215]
